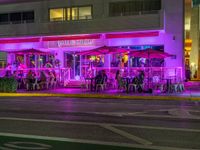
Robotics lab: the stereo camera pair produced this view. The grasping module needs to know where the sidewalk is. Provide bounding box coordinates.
[0,81,200,101]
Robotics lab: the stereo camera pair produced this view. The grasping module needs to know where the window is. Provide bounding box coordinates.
[71,7,78,20]
[66,8,71,21]
[0,10,34,25]
[109,0,161,17]
[49,8,65,21]
[49,5,92,22]
[0,14,9,24]
[193,0,200,7]
[0,52,7,68]
[22,11,34,23]
[79,6,92,20]
[10,12,22,23]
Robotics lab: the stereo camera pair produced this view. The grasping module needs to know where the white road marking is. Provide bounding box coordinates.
[0,132,197,150]
[86,111,200,120]
[100,124,152,145]
[0,117,200,133]
[4,142,51,150]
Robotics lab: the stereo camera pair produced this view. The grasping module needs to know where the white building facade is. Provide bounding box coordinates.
[0,0,184,80]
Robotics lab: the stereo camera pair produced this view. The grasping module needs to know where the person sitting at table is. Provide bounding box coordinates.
[16,70,24,88]
[102,70,108,82]
[26,70,35,90]
[94,71,104,91]
[49,71,56,88]
[38,71,47,89]
[138,71,145,84]
[115,70,125,90]
[137,70,145,93]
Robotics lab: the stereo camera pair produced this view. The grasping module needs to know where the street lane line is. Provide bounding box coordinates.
[100,124,152,145]
[0,132,197,150]
[0,117,200,133]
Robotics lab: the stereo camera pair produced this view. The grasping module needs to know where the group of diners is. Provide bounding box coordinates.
[84,69,145,92]
[6,69,58,90]
[86,69,184,93]
[115,70,145,93]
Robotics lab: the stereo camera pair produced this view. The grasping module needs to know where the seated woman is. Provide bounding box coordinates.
[49,71,57,88]
[38,71,47,89]
[115,70,126,90]
[136,71,145,93]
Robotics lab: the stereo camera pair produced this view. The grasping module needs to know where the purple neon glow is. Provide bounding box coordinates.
[0,29,184,80]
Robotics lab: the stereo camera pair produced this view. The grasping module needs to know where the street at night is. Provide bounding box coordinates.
[0,97,199,150]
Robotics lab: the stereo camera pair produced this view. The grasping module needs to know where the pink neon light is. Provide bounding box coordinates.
[106,31,159,39]
[0,38,40,44]
[42,34,101,41]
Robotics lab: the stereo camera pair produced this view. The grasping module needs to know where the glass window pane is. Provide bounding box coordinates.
[22,11,34,23]
[10,12,22,23]
[109,0,161,17]
[79,6,92,20]
[0,14,9,24]
[72,7,78,20]
[49,8,64,21]
[65,8,71,21]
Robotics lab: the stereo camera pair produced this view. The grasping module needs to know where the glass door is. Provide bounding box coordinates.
[64,52,80,80]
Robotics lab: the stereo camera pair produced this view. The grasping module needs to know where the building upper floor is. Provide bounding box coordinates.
[0,0,183,37]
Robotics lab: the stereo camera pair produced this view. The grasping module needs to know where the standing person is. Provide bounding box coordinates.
[185,66,191,81]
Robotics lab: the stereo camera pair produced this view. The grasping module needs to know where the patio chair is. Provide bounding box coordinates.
[96,78,106,92]
[128,77,143,93]
[170,79,184,93]
[178,82,185,92]
[80,77,90,90]
[128,83,137,92]
[32,78,40,90]
[116,78,127,91]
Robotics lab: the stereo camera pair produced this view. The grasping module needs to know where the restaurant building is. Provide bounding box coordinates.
[0,0,184,81]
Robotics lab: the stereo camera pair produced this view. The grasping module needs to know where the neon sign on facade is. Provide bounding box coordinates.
[57,39,95,47]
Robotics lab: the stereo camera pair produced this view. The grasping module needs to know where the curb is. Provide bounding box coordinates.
[0,93,200,101]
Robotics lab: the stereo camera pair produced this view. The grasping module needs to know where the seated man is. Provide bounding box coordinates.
[94,71,103,91]
[26,70,34,90]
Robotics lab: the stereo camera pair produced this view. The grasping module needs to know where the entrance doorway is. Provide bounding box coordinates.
[64,52,80,80]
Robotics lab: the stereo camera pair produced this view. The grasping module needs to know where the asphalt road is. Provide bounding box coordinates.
[0,97,199,150]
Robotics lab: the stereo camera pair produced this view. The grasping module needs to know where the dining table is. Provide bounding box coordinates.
[85,77,95,91]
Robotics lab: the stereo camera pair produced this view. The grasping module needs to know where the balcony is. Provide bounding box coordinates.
[0,11,163,37]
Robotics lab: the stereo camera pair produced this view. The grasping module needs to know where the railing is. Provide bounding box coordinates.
[94,67,183,82]
[0,67,71,84]
[109,10,160,17]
